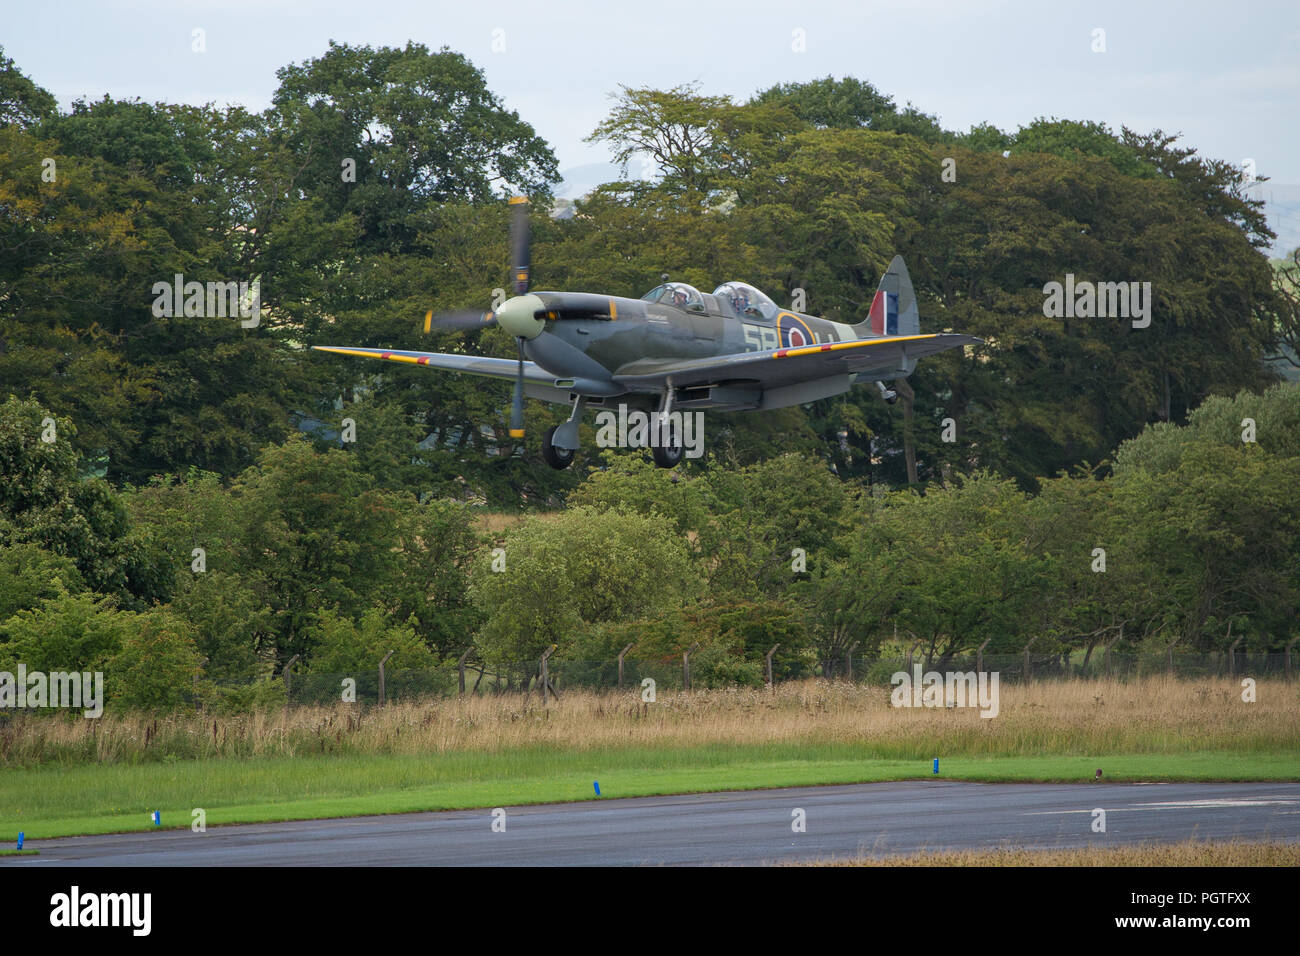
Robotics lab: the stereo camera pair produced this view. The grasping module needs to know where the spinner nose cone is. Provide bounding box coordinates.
[495,294,546,340]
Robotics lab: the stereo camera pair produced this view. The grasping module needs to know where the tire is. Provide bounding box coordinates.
[542,425,575,470]
[651,416,684,468]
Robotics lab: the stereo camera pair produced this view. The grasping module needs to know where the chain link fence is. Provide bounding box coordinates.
[234,650,1299,707]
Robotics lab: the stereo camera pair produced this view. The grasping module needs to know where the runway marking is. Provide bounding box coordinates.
[1026,797,1299,815]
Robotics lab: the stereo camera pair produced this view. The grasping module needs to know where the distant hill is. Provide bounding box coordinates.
[556,162,626,200]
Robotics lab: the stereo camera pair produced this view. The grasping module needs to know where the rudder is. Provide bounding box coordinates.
[859,255,919,338]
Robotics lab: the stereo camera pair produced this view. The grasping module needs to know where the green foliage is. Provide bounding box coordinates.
[107,610,202,711]
[752,76,944,141]
[306,608,434,673]
[1113,381,1300,475]
[0,45,56,127]
[271,40,559,252]
[471,506,698,665]
[0,397,148,601]
[0,542,85,621]
[1011,118,1157,178]
[0,593,134,673]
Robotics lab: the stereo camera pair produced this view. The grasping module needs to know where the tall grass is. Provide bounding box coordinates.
[3,676,1296,769]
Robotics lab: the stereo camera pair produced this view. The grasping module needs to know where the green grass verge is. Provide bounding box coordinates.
[2,746,1295,841]
[0,849,38,856]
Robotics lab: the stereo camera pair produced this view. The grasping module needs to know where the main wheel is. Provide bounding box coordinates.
[541,425,575,470]
[651,416,685,468]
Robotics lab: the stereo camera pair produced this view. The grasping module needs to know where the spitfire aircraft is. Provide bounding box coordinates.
[314,197,980,469]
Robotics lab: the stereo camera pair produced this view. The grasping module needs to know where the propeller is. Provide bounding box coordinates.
[421,307,496,333]
[420,197,531,333]
[509,338,526,438]
[507,196,531,438]
[509,195,530,295]
[419,196,537,439]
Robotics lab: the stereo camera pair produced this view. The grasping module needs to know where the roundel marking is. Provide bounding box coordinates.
[777,311,817,349]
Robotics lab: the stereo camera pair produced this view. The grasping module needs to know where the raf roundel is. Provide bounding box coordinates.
[777,313,816,348]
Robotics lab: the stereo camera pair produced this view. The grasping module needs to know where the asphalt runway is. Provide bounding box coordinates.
[6,781,1299,866]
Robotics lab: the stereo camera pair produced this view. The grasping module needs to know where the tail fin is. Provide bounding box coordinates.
[856,255,919,338]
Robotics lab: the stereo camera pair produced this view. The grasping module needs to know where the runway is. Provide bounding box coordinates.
[6,781,1299,866]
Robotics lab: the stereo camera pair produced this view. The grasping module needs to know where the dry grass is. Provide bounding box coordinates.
[3,676,1297,767]
[800,839,1300,866]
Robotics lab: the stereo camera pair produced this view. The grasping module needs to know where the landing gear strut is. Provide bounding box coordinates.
[542,395,585,470]
[876,381,898,405]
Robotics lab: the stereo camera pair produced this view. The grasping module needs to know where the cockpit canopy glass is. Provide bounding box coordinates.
[641,282,706,313]
[713,282,777,319]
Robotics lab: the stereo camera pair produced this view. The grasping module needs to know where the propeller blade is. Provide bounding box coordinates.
[509,196,530,295]
[509,337,526,438]
[421,308,497,333]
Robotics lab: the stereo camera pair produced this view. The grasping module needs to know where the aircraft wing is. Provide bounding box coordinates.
[611,333,981,392]
[310,346,573,404]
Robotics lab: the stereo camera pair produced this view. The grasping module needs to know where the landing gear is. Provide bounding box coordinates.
[542,425,575,470]
[876,381,898,405]
[542,395,585,470]
[651,383,684,468]
[651,419,684,468]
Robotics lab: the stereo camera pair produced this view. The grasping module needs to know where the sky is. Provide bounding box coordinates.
[4,0,1299,245]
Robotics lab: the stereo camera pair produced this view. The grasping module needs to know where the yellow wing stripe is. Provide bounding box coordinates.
[312,347,432,366]
[772,333,938,359]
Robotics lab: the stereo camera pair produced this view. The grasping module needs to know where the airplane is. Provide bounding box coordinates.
[313,197,980,469]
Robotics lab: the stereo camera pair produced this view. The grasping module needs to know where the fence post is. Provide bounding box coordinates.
[618,642,635,688]
[976,638,991,674]
[906,639,921,675]
[458,648,472,696]
[378,650,395,707]
[683,641,699,690]
[845,641,859,681]
[194,655,208,712]
[1103,624,1124,678]
[1023,636,1041,682]
[766,644,780,689]
[1285,636,1300,682]
[540,644,557,704]
[1226,624,1240,678]
[1166,633,1183,677]
[282,654,300,706]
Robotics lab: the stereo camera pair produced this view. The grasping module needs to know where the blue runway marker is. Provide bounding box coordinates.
[933,758,939,775]
[151,811,160,826]
[593,781,601,796]
[16,833,23,850]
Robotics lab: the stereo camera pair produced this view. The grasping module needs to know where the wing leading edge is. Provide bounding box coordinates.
[311,345,565,383]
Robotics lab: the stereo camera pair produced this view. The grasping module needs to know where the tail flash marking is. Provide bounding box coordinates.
[868,290,900,336]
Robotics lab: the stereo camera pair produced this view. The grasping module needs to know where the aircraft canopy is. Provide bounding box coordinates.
[713,282,777,319]
[641,282,705,312]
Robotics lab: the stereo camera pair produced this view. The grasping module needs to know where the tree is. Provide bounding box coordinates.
[270,41,559,252]
[0,542,84,622]
[751,76,944,141]
[108,609,202,710]
[0,397,157,602]
[471,506,698,667]
[0,46,56,128]
[586,83,732,195]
